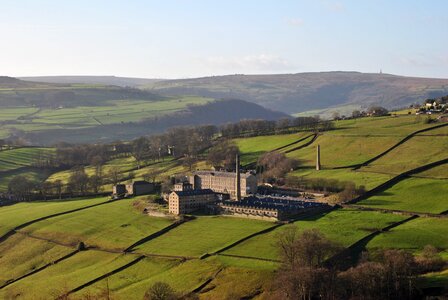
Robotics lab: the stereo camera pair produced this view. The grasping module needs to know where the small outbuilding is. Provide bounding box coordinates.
[126,181,155,196]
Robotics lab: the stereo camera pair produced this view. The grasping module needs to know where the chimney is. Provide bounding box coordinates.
[316,145,321,171]
[235,154,241,201]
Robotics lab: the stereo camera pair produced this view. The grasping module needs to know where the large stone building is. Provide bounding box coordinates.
[168,189,215,215]
[189,171,257,199]
[216,196,329,221]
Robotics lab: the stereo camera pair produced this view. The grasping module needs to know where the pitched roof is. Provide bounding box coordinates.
[172,189,214,197]
[193,170,254,179]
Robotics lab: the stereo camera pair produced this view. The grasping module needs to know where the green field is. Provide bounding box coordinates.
[74,257,221,299]
[0,148,54,172]
[0,234,73,286]
[0,250,138,299]
[361,135,448,174]
[286,135,401,168]
[134,216,274,257]
[224,208,406,260]
[20,199,173,251]
[233,132,308,165]
[289,168,393,190]
[0,96,212,143]
[358,177,448,213]
[0,197,109,237]
[0,114,446,296]
[367,217,448,256]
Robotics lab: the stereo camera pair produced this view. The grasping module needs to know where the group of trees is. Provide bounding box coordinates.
[273,228,445,300]
[257,151,299,183]
[286,176,365,197]
[221,117,334,138]
[206,140,240,170]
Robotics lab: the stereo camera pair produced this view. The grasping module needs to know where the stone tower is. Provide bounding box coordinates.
[235,154,241,201]
[316,145,321,171]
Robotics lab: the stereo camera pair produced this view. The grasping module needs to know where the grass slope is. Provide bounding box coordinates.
[20,198,173,251]
[233,133,308,165]
[367,217,448,256]
[134,216,274,257]
[224,208,406,261]
[0,197,109,237]
[75,257,221,299]
[0,250,137,299]
[358,177,448,214]
[0,234,73,286]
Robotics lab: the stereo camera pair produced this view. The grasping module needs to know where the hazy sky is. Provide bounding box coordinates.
[1,0,447,78]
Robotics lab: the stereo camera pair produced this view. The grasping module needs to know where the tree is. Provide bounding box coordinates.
[206,140,239,170]
[143,282,177,300]
[68,167,89,195]
[367,106,389,116]
[276,228,341,300]
[89,175,103,194]
[109,167,121,185]
[131,137,150,169]
[351,110,362,118]
[8,175,36,200]
[53,179,63,199]
[258,151,299,183]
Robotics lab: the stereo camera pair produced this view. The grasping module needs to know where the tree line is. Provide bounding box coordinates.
[271,228,446,300]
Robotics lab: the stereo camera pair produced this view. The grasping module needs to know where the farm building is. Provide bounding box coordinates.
[113,181,155,197]
[112,184,127,196]
[126,181,155,196]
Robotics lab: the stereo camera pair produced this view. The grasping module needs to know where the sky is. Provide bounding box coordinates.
[1,0,447,79]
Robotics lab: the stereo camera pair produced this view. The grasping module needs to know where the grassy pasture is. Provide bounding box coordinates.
[224,208,406,261]
[361,135,448,175]
[286,135,400,168]
[20,199,173,251]
[0,250,138,299]
[233,132,308,165]
[288,168,393,190]
[0,147,54,171]
[0,107,40,121]
[367,217,448,256]
[199,257,275,300]
[0,197,109,237]
[0,234,73,286]
[358,177,448,214]
[415,163,448,179]
[332,115,433,136]
[134,216,274,257]
[0,168,54,192]
[76,257,221,299]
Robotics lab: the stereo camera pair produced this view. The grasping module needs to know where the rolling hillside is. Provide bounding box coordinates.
[0,108,446,299]
[0,77,288,144]
[147,72,448,116]
[19,76,163,88]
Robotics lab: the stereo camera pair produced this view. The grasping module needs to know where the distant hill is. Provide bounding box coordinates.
[19,76,163,87]
[0,77,162,108]
[0,76,53,88]
[147,72,448,115]
[23,99,288,144]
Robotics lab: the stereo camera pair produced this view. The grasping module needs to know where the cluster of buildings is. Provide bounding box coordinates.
[167,155,328,221]
[112,155,328,221]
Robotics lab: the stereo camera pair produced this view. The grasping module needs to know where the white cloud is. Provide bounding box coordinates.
[321,1,345,12]
[205,54,295,72]
[286,18,304,27]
